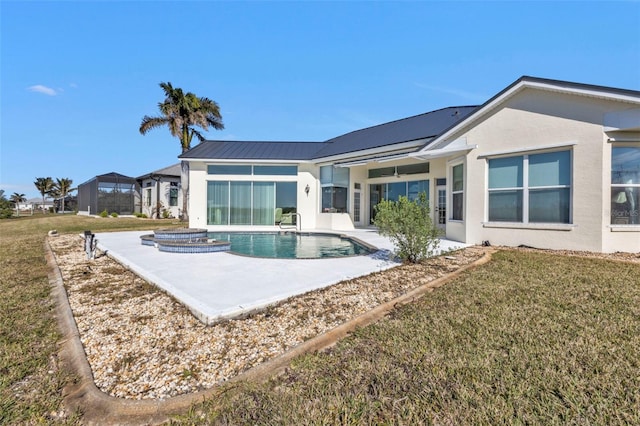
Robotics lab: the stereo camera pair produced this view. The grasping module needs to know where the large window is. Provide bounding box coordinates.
[368,163,429,178]
[611,146,640,225]
[488,150,571,223]
[321,166,349,212]
[208,165,297,176]
[207,181,297,225]
[451,164,464,221]
[369,180,429,223]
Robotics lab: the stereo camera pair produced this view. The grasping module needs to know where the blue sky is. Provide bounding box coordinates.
[1,1,639,200]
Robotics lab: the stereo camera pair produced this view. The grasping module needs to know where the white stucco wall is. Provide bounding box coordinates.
[140,177,182,219]
[442,89,639,253]
[187,162,319,230]
[188,162,208,228]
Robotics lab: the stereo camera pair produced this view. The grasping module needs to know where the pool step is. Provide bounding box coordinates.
[140,229,231,254]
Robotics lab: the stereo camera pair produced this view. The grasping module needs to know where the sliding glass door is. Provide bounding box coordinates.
[207,181,229,225]
[207,181,297,226]
[252,182,275,225]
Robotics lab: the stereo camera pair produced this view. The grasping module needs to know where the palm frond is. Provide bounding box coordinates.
[140,116,172,135]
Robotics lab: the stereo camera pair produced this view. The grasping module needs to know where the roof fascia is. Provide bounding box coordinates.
[334,152,416,167]
[312,139,429,165]
[421,77,640,153]
[181,158,310,164]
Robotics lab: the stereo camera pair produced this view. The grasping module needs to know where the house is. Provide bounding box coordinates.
[27,197,54,212]
[179,76,640,253]
[77,172,140,215]
[136,163,182,219]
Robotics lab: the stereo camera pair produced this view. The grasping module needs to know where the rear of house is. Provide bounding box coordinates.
[180,76,640,253]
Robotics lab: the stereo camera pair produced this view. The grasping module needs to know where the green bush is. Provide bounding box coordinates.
[162,209,171,219]
[110,212,118,218]
[0,206,13,219]
[373,192,440,263]
[99,209,108,218]
[0,191,13,219]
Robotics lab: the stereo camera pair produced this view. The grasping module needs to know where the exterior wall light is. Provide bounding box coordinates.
[305,184,310,196]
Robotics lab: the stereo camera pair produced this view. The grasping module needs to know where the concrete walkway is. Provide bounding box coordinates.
[95,229,468,324]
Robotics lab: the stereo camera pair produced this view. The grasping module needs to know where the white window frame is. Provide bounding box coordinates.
[610,143,640,227]
[486,149,572,225]
[450,162,464,221]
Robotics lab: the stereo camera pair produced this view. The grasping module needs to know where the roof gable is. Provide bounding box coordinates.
[137,163,181,180]
[420,76,640,153]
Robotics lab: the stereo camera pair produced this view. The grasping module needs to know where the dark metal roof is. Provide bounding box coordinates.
[178,77,638,163]
[137,163,181,180]
[180,141,326,160]
[313,106,478,159]
[516,75,640,98]
[79,172,137,186]
[179,106,478,161]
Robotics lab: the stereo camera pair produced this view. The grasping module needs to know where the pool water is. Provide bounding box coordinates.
[208,232,372,259]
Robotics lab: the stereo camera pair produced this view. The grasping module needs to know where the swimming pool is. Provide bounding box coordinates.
[208,232,374,259]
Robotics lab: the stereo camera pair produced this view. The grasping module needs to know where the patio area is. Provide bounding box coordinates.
[95,228,469,324]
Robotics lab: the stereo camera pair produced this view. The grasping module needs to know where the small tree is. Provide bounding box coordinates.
[373,192,440,263]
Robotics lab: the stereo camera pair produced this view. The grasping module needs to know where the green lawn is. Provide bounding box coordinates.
[1,215,638,425]
[0,215,181,425]
[175,250,640,424]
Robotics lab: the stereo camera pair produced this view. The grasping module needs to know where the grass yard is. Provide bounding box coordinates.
[1,215,639,424]
[0,215,181,425]
[175,250,640,424]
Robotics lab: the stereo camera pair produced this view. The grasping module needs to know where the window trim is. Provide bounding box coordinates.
[450,162,464,221]
[207,164,298,176]
[486,149,572,224]
[610,143,640,227]
[320,165,349,213]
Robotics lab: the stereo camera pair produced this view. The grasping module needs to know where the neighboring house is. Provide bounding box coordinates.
[179,76,640,253]
[27,197,54,212]
[137,163,182,219]
[77,172,140,215]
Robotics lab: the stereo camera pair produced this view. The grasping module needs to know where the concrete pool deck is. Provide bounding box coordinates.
[95,229,469,324]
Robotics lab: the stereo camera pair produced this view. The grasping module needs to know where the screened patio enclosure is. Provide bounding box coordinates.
[77,172,140,215]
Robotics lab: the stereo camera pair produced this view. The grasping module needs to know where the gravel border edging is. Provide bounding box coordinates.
[46,239,493,425]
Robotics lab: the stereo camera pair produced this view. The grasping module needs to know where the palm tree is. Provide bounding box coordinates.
[139,82,224,221]
[10,192,26,215]
[10,192,26,205]
[51,178,75,213]
[34,177,54,213]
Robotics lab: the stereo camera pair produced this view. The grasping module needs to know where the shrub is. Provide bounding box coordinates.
[0,206,13,219]
[373,192,440,263]
[162,209,171,219]
[110,212,118,218]
[99,209,109,218]
[0,191,13,219]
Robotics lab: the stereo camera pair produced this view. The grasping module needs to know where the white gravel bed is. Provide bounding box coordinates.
[49,234,486,400]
